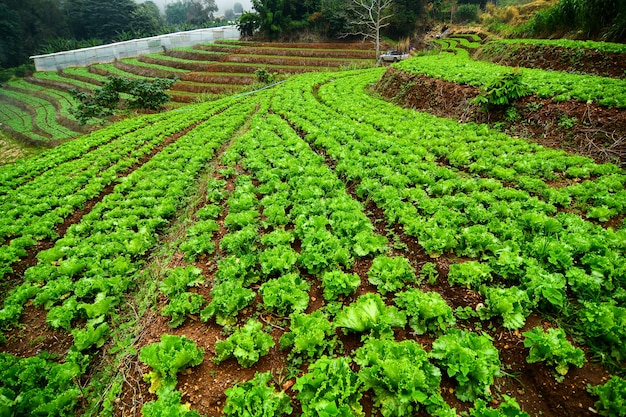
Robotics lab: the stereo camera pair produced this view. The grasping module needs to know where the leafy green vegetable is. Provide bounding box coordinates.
[367,255,417,295]
[279,311,337,359]
[523,327,586,381]
[578,301,626,361]
[334,293,406,339]
[478,286,530,330]
[141,385,202,417]
[223,372,293,417]
[355,337,445,417]
[200,279,255,326]
[260,273,310,316]
[219,225,259,256]
[430,329,501,402]
[161,292,205,328]
[160,266,204,298]
[214,319,275,368]
[259,245,298,276]
[420,262,439,285]
[293,356,363,417]
[589,375,626,417]
[352,231,388,257]
[394,289,456,335]
[71,316,110,351]
[321,270,362,301]
[139,334,204,393]
[447,261,492,288]
[469,395,530,417]
[0,350,87,417]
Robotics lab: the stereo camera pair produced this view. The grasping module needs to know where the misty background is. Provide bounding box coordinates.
[146,0,253,15]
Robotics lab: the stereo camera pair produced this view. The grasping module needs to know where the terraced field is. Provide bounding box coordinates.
[0,41,376,152]
[1,35,625,417]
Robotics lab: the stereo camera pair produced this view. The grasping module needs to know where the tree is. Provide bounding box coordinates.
[165,0,217,26]
[131,1,164,36]
[224,9,236,21]
[70,76,176,124]
[237,12,261,37]
[165,1,189,25]
[345,0,394,60]
[386,0,425,38]
[252,0,289,39]
[233,2,244,14]
[79,0,137,41]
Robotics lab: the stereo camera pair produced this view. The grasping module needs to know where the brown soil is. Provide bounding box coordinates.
[375,68,626,166]
[114,61,181,80]
[215,41,378,51]
[197,45,375,60]
[180,73,256,85]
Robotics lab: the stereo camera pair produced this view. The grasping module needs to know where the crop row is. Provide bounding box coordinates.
[138,81,624,417]
[0,95,257,416]
[6,79,88,130]
[0,88,77,140]
[321,69,626,220]
[488,38,626,55]
[395,52,626,108]
[0,101,49,142]
[269,70,626,362]
[0,99,239,279]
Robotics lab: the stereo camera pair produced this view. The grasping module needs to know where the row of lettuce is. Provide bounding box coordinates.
[0,95,257,416]
[0,67,625,416]
[145,72,624,415]
[396,50,626,108]
[147,107,536,417]
[0,100,242,281]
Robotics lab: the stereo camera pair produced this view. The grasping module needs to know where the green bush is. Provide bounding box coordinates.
[454,4,480,24]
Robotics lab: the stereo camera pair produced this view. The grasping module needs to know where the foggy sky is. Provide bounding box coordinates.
[145,0,254,14]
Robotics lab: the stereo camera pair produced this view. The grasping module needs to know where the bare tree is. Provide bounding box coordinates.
[344,0,394,61]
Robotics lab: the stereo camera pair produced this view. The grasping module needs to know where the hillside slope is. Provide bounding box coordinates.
[0,65,624,417]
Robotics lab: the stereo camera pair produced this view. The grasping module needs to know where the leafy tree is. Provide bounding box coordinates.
[165,0,218,26]
[0,0,69,69]
[166,1,189,25]
[386,0,425,37]
[224,9,236,21]
[131,1,163,36]
[70,76,176,124]
[77,0,137,41]
[238,11,261,36]
[252,0,290,39]
[524,0,626,42]
[233,1,244,14]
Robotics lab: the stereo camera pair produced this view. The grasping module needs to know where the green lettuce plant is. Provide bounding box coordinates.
[367,255,417,295]
[260,273,310,316]
[223,372,293,417]
[394,288,456,335]
[355,337,447,417]
[430,329,501,402]
[334,293,406,339]
[523,327,586,381]
[214,319,275,368]
[280,310,337,359]
[293,356,364,417]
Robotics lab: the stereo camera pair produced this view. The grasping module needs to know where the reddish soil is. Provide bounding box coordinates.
[197,45,375,60]
[114,61,181,79]
[375,68,626,166]
[180,73,255,85]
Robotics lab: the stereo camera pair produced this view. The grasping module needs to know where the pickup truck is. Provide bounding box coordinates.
[380,50,409,62]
